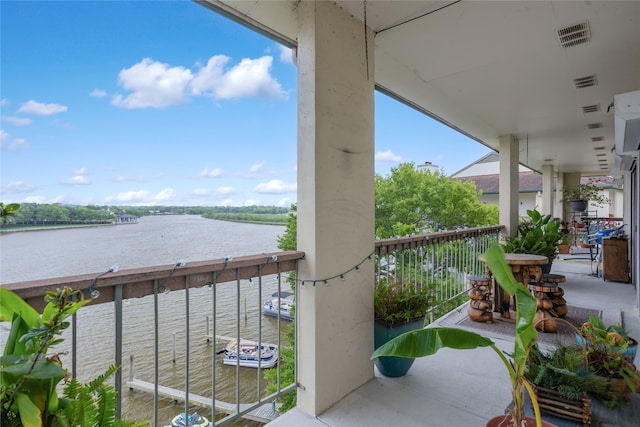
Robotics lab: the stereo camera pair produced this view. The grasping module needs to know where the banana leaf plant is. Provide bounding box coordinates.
[372,245,542,427]
[0,287,146,427]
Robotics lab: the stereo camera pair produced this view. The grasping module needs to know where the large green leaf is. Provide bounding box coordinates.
[372,327,493,359]
[483,245,538,369]
[15,392,43,427]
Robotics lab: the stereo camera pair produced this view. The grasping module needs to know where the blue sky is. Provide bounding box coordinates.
[1,0,491,207]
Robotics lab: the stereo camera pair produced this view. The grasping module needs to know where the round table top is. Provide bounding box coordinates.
[478,253,548,265]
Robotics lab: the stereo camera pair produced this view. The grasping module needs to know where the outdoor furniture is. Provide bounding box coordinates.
[478,253,548,320]
[466,275,493,323]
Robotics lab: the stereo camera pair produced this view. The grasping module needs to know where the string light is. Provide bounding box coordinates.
[298,250,375,287]
[158,260,186,295]
[88,265,119,299]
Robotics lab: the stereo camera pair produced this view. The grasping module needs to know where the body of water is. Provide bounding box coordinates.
[0,215,290,426]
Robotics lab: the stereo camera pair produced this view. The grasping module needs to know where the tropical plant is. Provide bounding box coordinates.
[374,280,433,325]
[503,209,563,261]
[372,245,543,427]
[0,287,146,427]
[562,180,610,205]
[0,202,20,225]
[525,343,603,402]
[576,315,639,408]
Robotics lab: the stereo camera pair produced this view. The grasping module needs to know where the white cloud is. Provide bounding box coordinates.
[112,58,193,109]
[0,180,36,194]
[60,175,91,185]
[111,54,287,109]
[73,167,88,175]
[104,187,176,204]
[191,55,286,100]
[249,161,264,174]
[90,89,107,98]
[111,175,144,183]
[276,197,292,207]
[22,195,48,203]
[278,45,294,64]
[2,116,32,126]
[0,99,8,107]
[17,100,68,116]
[375,150,403,163]
[198,167,223,178]
[254,179,296,194]
[0,130,30,151]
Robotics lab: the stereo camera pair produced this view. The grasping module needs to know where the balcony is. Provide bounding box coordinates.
[268,253,640,427]
[3,226,637,426]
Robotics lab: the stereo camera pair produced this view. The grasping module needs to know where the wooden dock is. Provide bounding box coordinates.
[125,378,280,424]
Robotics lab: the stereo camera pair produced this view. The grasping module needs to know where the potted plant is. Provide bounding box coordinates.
[372,245,555,427]
[503,209,563,273]
[557,234,572,255]
[575,315,640,408]
[373,279,433,377]
[0,286,147,427]
[525,343,597,424]
[562,180,610,212]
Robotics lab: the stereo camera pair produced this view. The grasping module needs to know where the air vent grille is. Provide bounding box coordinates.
[591,136,604,142]
[557,21,591,48]
[574,75,598,89]
[588,122,603,129]
[582,104,600,113]
[594,146,606,150]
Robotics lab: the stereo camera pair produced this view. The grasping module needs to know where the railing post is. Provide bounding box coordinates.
[114,284,123,418]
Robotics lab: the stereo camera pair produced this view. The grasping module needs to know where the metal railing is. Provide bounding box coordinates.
[3,250,304,426]
[3,226,502,425]
[375,226,502,323]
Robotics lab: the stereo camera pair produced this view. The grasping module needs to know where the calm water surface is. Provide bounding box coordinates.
[0,216,290,426]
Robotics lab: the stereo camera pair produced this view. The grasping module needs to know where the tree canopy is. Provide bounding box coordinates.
[375,163,498,238]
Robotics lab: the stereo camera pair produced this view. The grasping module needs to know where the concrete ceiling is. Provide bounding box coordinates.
[199,1,640,176]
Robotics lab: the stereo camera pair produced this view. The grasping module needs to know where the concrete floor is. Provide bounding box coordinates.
[267,254,640,427]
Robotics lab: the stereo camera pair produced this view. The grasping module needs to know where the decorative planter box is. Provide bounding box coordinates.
[533,385,591,426]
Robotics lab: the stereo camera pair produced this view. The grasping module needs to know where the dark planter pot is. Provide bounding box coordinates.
[569,199,588,212]
[541,259,553,275]
[374,317,425,377]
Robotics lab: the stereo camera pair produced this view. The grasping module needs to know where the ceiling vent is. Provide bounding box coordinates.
[557,21,591,48]
[587,122,603,129]
[591,136,604,142]
[593,146,606,150]
[574,75,598,89]
[582,104,600,114]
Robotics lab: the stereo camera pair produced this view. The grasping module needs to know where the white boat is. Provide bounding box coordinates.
[262,291,295,321]
[222,339,279,368]
[169,412,211,427]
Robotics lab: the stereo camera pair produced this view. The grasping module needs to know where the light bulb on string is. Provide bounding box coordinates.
[88,265,119,300]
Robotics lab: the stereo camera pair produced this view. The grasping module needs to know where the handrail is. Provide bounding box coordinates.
[2,250,305,310]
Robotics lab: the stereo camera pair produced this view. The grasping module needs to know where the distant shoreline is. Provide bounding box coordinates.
[0,223,117,234]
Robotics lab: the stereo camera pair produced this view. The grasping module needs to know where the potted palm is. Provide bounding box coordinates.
[373,279,433,377]
[372,245,555,427]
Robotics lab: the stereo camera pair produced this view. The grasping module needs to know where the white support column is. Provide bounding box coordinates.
[499,135,519,237]
[296,1,375,416]
[542,164,554,217]
[555,173,565,220]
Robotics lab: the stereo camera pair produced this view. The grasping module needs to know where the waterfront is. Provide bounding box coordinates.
[0,215,290,426]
